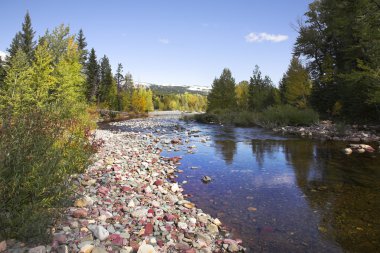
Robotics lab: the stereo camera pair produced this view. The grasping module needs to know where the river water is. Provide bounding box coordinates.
[103,116,380,253]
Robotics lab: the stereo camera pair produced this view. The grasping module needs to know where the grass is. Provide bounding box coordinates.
[188,105,319,128]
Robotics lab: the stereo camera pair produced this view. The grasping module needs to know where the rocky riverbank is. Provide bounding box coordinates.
[2,122,244,253]
[272,120,380,143]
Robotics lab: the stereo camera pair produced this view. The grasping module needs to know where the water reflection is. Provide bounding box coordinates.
[176,124,380,252]
[214,127,237,164]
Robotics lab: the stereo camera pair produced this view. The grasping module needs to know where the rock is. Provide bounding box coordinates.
[82,179,96,186]
[137,242,156,253]
[92,247,108,253]
[343,148,352,155]
[29,246,46,253]
[360,144,375,152]
[153,179,163,186]
[178,222,188,230]
[247,207,257,212]
[128,199,135,207]
[144,223,154,235]
[53,233,67,244]
[213,218,222,226]
[0,241,6,252]
[228,243,239,252]
[91,225,110,241]
[202,176,211,183]
[121,247,133,253]
[79,244,94,253]
[171,183,180,192]
[207,224,219,234]
[357,148,366,153]
[197,213,208,223]
[183,202,195,209]
[72,209,88,218]
[74,196,93,207]
[57,245,68,253]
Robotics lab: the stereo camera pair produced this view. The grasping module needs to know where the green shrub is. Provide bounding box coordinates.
[258,105,319,127]
[0,110,93,242]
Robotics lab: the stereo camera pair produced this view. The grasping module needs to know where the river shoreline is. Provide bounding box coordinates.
[272,120,380,143]
[3,121,244,253]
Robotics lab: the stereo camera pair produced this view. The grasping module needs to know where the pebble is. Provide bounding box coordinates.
[91,225,109,241]
[28,246,46,253]
[4,118,244,253]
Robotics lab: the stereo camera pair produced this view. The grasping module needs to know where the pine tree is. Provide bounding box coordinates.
[20,11,36,60]
[76,29,88,66]
[7,32,22,60]
[115,63,124,110]
[98,55,113,104]
[85,48,99,102]
[0,57,6,88]
[248,65,277,111]
[207,68,236,112]
[280,57,311,109]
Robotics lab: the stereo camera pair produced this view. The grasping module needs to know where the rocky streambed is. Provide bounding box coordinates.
[3,121,244,253]
[273,120,380,143]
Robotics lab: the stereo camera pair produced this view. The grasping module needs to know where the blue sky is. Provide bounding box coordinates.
[0,0,312,87]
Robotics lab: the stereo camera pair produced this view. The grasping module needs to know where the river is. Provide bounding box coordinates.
[103,115,380,252]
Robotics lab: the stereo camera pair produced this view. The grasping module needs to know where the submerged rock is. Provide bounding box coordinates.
[202,176,212,183]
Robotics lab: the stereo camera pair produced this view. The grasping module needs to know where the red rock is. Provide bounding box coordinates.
[54,234,67,244]
[185,249,196,253]
[129,240,139,251]
[121,186,132,192]
[169,156,182,163]
[157,240,164,247]
[109,234,123,246]
[154,180,163,186]
[144,223,153,236]
[72,209,87,218]
[164,214,175,221]
[148,209,154,214]
[98,186,109,195]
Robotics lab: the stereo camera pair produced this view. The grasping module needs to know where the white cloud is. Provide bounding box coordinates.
[158,38,170,44]
[245,32,288,43]
[0,50,8,60]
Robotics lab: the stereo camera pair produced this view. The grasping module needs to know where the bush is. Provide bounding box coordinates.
[258,105,319,127]
[192,109,259,127]
[0,110,93,242]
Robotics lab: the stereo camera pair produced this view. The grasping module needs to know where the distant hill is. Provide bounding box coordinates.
[135,82,210,96]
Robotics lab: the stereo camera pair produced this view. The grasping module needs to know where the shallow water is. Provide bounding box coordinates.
[104,116,380,252]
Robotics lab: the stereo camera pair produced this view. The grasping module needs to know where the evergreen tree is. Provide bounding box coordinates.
[98,55,113,104]
[76,29,88,66]
[207,68,236,112]
[20,11,36,60]
[85,48,99,102]
[295,0,380,121]
[114,63,124,111]
[7,32,22,60]
[0,57,6,88]
[280,56,311,109]
[248,65,278,111]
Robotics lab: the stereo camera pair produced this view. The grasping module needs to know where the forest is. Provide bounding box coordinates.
[205,0,380,126]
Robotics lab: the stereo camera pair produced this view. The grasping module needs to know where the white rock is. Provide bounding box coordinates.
[171,183,180,192]
[128,199,135,207]
[137,242,156,253]
[178,222,188,230]
[213,218,222,226]
[92,225,109,241]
